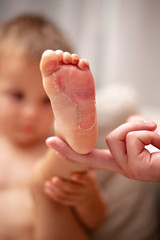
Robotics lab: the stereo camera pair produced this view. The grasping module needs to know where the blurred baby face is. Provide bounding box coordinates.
[0,55,53,146]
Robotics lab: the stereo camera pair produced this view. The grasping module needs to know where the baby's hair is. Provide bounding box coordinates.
[0,14,72,59]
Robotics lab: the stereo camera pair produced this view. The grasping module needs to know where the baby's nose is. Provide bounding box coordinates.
[22,103,39,120]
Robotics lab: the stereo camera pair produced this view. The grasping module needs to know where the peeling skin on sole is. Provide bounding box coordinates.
[52,67,96,130]
[41,50,98,153]
[53,81,96,130]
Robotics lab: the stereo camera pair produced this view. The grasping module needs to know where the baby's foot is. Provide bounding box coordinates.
[40,50,97,154]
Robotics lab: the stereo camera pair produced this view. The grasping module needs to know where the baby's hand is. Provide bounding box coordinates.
[44,169,97,207]
[44,169,106,229]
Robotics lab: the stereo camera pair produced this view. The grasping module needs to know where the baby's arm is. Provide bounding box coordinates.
[47,120,160,182]
[44,169,106,230]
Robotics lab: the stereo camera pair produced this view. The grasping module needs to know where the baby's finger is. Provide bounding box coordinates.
[71,169,96,185]
[44,180,60,201]
[44,181,81,206]
[50,177,81,193]
[44,182,73,204]
[45,188,77,206]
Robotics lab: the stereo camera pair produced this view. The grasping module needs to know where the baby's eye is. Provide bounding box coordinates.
[11,91,24,100]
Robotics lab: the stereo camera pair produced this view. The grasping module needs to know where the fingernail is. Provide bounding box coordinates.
[44,187,52,195]
[52,177,62,186]
[44,181,51,188]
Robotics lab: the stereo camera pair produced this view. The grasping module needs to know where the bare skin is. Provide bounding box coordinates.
[0,138,47,239]
[0,54,96,240]
[46,120,160,182]
[44,169,106,230]
[38,50,98,179]
[0,56,54,239]
[40,50,98,154]
[32,51,105,239]
[0,50,104,240]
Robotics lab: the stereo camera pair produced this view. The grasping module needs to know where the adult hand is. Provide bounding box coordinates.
[46,120,160,181]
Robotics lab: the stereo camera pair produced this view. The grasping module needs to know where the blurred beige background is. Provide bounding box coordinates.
[0,0,160,122]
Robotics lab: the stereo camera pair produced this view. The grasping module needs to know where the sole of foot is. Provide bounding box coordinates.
[40,50,97,154]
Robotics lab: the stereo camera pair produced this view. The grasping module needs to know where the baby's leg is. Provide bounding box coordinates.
[33,183,89,240]
[32,51,97,238]
[40,50,97,154]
